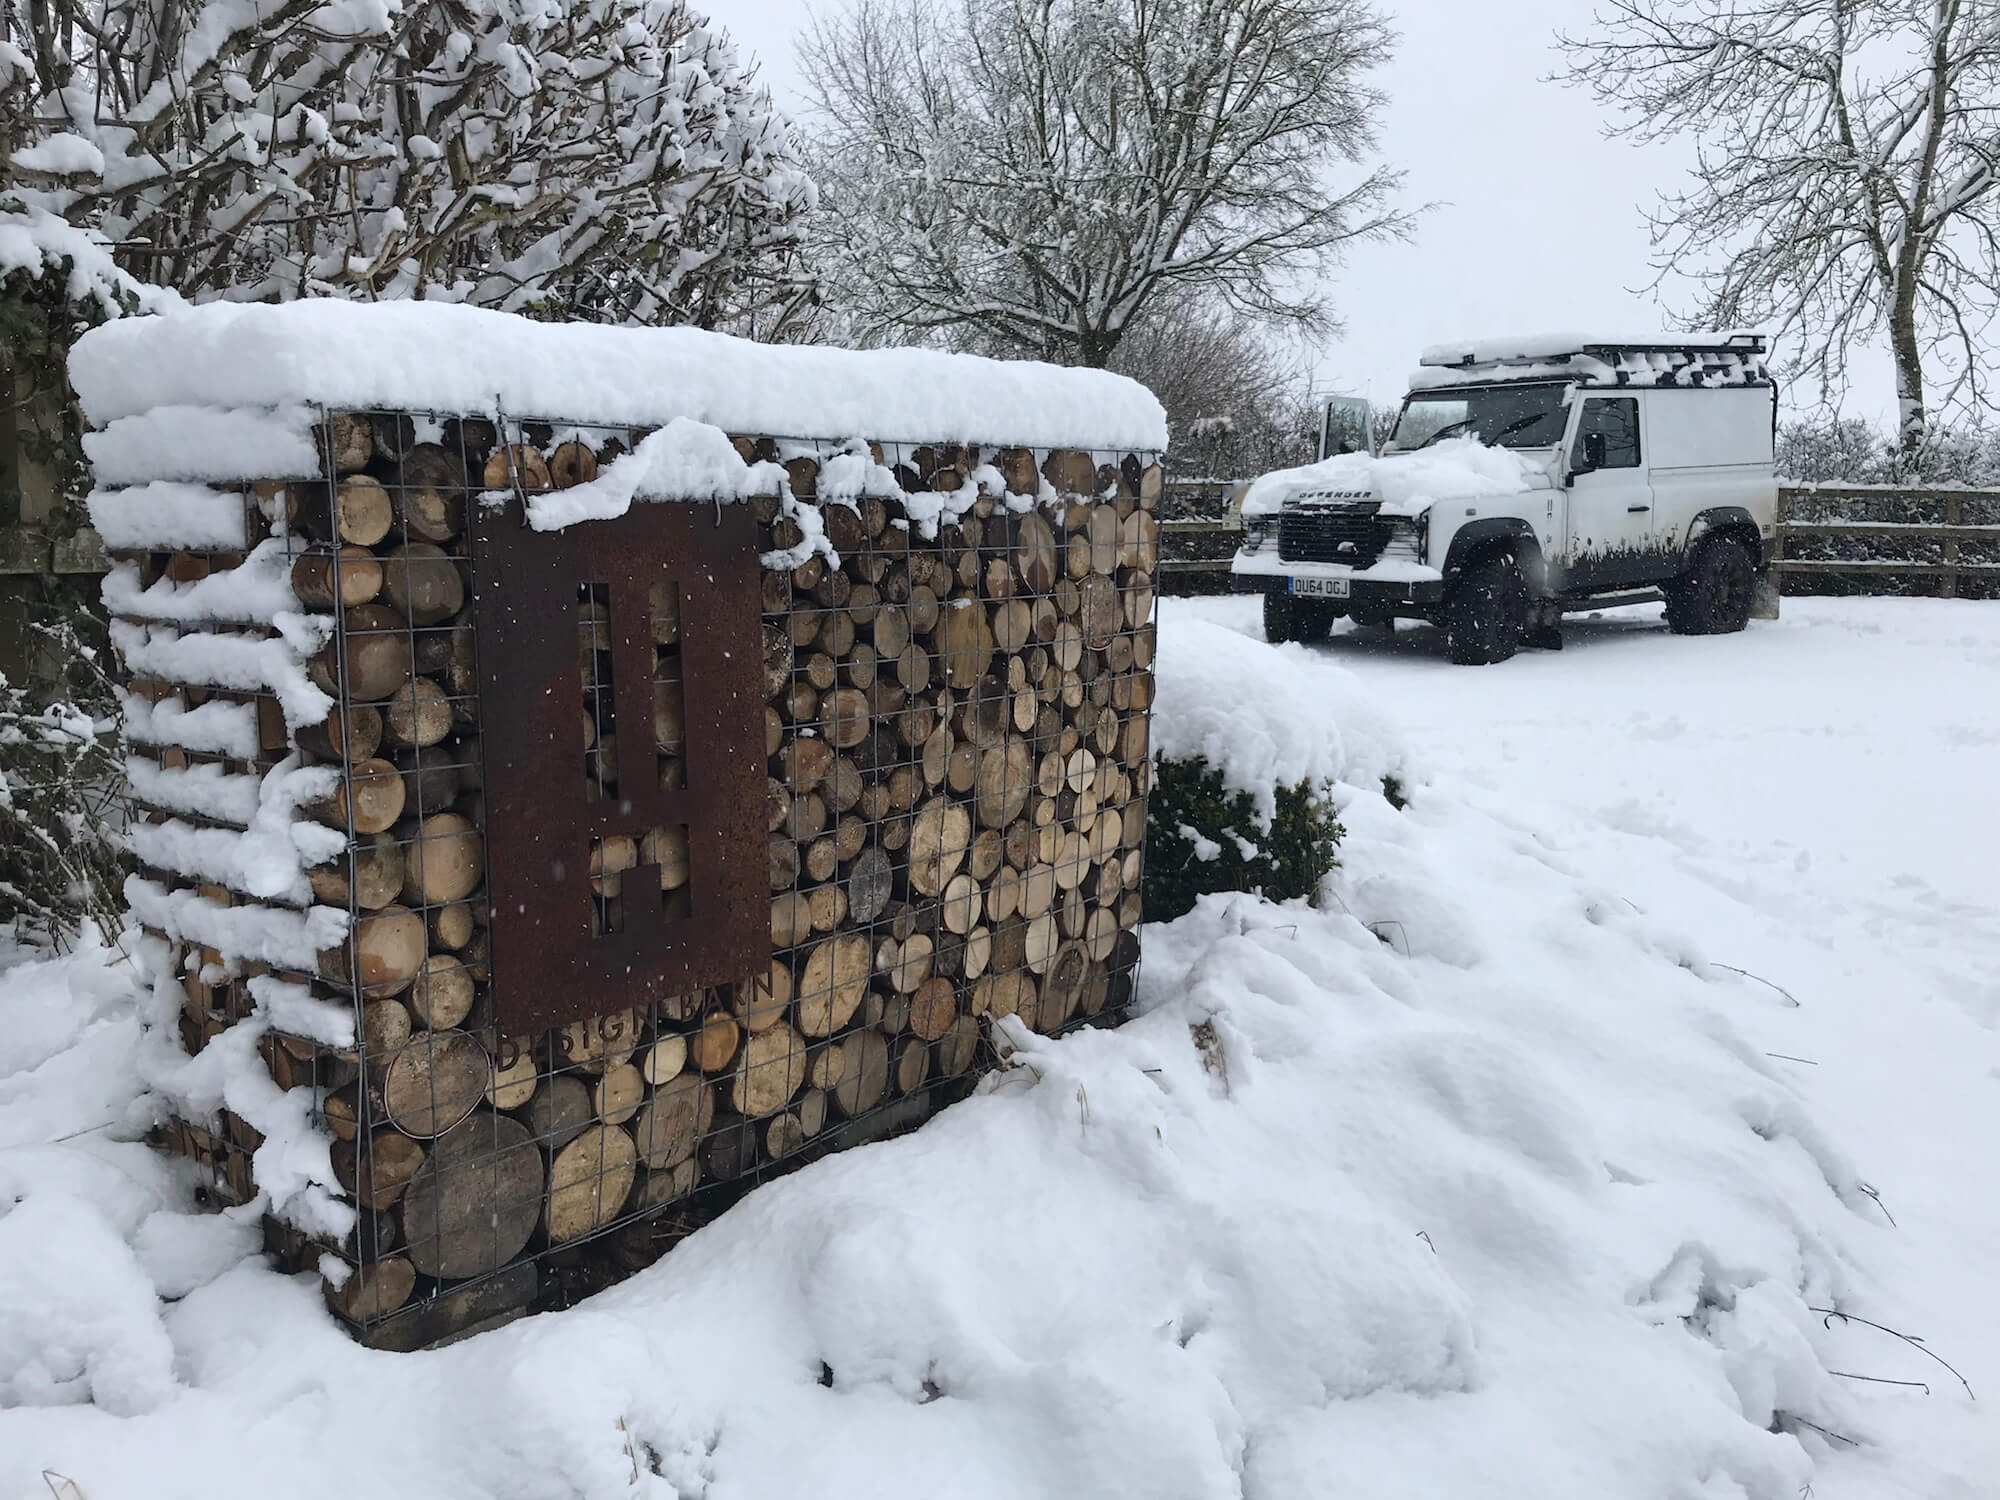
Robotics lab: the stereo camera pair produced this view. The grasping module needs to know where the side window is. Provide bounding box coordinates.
[1574,397,1641,470]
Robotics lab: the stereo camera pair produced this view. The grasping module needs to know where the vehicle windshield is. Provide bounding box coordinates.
[1387,383,1569,451]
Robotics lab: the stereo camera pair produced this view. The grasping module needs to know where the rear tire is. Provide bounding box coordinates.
[1446,552,1529,665]
[1263,591,1296,644]
[1666,536,1755,635]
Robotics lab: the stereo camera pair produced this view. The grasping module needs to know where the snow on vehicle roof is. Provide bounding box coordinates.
[1409,332,1772,393]
[1409,347,1771,394]
[1417,331,1764,367]
[69,300,1169,451]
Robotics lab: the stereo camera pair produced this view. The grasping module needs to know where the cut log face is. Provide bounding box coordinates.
[407,954,476,1029]
[831,1031,890,1118]
[641,1033,688,1086]
[936,597,995,690]
[976,740,1032,830]
[730,960,792,1032]
[337,605,416,704]
[633,1071,713,1169]
[384,677,454,749]
[400,812,484,905]
[731,1022,809,1117]
[798,934,870,1036]
[692,1013,742,1073]
[1039,941,1092,1031]
[380,1029,489,1137]
[400,1111,543,1279]
[594,1062,647,1126]
[333,1129,427,1210]
[908,977,957,1041]
[488,1040,538,1110]
[293,547,384,609]
[937,1014,981,1076]
[395,445,467,543]
[909,798,972,897]
[335,477,394,547]
[327,1255,415,1323]
[483,443,551,492]
[550,441,600,489]
[298,703,384,767]
[328,902,426,997]
[546,1125,638,1243]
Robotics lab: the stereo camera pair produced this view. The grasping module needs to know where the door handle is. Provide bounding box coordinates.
[1626,505,1650,513]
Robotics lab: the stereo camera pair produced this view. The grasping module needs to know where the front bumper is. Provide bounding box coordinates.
[1229,554,1447,606]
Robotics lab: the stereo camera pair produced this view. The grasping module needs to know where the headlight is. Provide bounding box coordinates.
[1388,510,1429,564]
[1240,516,1274,554]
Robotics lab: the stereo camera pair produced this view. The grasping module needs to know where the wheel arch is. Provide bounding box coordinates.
[1680,506,1766,569]
[1441,517,1550,596]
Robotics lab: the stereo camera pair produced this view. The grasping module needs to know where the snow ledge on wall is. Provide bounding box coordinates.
[68,299,1170,452]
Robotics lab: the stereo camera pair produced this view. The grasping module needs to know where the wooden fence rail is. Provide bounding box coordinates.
[1154,481,2000,598]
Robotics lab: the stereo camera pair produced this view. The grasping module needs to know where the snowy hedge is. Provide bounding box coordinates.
[1141,612,1406,920]
[1144,756,1342,921]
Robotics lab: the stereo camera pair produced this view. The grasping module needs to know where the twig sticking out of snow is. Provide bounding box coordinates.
[1711,962,1803,1007]
[1810,1309,1975,1399]
[1828,1371,1931,1394]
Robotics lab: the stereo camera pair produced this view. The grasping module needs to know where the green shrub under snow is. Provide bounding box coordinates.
[0,611,126,945]
[1143,755,1343,923]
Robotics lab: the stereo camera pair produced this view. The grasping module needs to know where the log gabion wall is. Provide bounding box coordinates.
[111,409,1162,1347]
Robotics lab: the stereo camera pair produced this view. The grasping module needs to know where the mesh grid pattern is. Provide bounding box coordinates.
[120,410,1161,1343]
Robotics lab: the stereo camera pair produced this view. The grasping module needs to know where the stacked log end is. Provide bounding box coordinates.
[117,409,1158,1346]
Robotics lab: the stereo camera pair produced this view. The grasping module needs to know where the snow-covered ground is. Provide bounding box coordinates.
[3,596,1995,1499]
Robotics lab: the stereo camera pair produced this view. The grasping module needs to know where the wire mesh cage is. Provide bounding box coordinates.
[118,407,1161,1346]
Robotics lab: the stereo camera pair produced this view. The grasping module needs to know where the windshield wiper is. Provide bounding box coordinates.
[1487,412,1556,445]
[1413,417,1477,450]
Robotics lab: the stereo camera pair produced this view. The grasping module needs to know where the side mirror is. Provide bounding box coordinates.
[1572,431,1606,478]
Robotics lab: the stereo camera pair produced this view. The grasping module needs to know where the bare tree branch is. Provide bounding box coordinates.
[4,0,817,328]
[799,0,1415,367]
[1557,0,2000,460]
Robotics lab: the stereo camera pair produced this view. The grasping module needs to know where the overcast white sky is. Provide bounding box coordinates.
[720,0,1898,423]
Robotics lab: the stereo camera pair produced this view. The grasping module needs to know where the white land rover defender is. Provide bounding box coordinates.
[1231,334,1779,664]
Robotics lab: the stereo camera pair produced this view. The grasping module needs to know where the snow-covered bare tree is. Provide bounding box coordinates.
[800,0,1410,367]
[1558,0,2000,456]
[6,0,815,325]
[1108,291,1316,474]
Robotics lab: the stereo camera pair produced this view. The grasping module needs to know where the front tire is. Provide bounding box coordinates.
[1296,604,1334,643]
[1263,591,1297,644]
[1666,536,1755,635]
[1446,551,1529,665]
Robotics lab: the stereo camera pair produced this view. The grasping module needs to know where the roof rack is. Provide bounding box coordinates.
[1419,332,1766,369]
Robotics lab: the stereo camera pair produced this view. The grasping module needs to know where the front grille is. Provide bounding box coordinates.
[1278,503,1392,566]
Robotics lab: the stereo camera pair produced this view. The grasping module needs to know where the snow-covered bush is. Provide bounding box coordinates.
[1144,755,1342,921]
[1142,612,1406,921]
[0,179,153,949]
[0,611,125,945]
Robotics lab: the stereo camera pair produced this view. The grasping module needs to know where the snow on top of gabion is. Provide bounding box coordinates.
[69,299,1169,452]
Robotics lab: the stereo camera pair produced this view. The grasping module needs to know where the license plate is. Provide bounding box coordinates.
[1290,576,1350,599]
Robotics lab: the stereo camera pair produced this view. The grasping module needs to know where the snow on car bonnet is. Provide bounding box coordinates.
[1240,438,1543,518]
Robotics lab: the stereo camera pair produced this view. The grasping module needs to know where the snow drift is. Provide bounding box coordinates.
[0,611,1909,1500]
